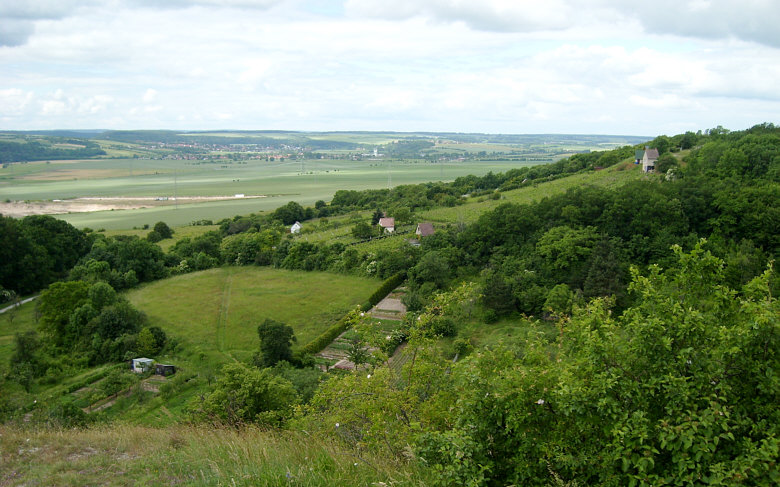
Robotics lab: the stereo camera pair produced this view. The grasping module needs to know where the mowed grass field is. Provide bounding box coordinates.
[125,267,379,362]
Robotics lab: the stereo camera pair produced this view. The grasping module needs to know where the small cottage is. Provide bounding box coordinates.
[131,357,153,374]
[642,147,659,173]
[378,217,395,234]
[416,222,435,238]
[155,364,176,377]
[290,221,302,234]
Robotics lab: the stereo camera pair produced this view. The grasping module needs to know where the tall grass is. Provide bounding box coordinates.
[0,423,430,486]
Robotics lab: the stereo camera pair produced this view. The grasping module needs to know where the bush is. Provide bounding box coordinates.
[146,230,163,243]
[153,221,173,239]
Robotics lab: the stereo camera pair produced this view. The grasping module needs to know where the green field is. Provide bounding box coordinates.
[1,158,547,229]
[125,267,379,362]
[419,160,643,224]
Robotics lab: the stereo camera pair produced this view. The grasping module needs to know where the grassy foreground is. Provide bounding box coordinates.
[0,424,429,486]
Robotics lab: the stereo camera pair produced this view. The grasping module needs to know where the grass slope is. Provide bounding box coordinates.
[126,267,380,360]
[0,424,429,486]
[419,160,643,224]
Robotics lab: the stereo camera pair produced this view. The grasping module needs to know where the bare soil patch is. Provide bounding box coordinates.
[0,195,266,217]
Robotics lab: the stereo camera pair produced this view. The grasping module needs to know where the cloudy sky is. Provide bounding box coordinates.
[1,0,778,135]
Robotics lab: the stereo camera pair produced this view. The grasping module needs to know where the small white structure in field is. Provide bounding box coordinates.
[131,357,153,374]
[291,221,302,234]
[379,217,395,234]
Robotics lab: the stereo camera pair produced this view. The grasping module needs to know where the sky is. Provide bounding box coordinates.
[1,0,779,136]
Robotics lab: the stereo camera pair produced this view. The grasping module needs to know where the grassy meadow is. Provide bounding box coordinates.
[125,267,379,361]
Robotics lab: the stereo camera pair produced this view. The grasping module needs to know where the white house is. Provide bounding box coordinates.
[291,221,302,234]
[379,217,395,234]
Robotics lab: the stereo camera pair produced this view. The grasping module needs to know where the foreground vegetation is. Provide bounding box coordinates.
[0,424,430,486]
[1,124,778,485]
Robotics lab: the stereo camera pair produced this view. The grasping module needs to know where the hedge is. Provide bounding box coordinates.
[299,272,406,357]
[299,313,355,356]
[363,272,405,311]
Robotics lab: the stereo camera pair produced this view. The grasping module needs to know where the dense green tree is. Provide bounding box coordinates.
[136,327,159,357]
[371,208,383,225]
[84,236,167,284]
[146,230,163,243]
[479,267,516,316]
[93,299,147,341]
[219,229,281,265]
[0,215,89,295]
[651,134,671,154]
[9,331,42,380]
[272,201,305,225]
[582,237,627,301]
[655,153,679,173]
[37,280,91,348]
[408,251,451,290]
[21,215,89,282]
[256,319,296,367]
[152,221,173,239]
[194,362,299,425]
[351,221,374,239]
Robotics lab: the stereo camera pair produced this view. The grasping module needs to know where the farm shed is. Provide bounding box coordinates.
[291,221,302,234]
[131,357,153,373]
[155,364,176,376]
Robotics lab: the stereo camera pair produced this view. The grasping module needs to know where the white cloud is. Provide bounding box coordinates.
[142,89,158,103]
[345,0,578,32]
[346,0,780,47]
[0,89,34,115]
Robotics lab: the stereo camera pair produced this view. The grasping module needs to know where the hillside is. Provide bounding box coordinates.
[0,424,429,486]
[1,124,778,486]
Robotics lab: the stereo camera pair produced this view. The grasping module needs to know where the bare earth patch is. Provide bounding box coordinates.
[0,195,267,217]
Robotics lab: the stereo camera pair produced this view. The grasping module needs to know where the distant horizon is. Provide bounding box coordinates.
[3,127,656,138]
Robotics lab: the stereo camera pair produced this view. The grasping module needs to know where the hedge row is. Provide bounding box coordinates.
[299,312,356,357]
[299,273,406,357]
[363,272,405,311]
